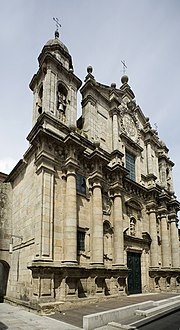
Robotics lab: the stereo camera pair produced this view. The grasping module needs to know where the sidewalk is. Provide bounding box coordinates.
[0,302,82,330]
[0,293,179,330]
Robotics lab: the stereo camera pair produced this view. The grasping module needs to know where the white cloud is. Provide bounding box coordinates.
[0,158,17,175]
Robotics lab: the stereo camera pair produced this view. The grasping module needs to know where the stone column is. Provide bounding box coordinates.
[113,191,124,266]
[63,166,77,264]
[170,215,179,268]
[148,207,158,267]
[160,212,170,268]
[91,179,104,266]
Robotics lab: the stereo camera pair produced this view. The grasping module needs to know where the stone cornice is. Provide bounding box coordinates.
[27,112,70,144]
[123,177,147,200]
[124,233,151,246]
[149,268,180,276]
[80,80,110,109]
[5,159,27,183]
[81,94,97,107]
[120,133,143,153]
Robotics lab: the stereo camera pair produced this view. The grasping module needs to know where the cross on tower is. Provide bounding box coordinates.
[121,60,127,75]
[53,17,61,32]
[154,123,158,131]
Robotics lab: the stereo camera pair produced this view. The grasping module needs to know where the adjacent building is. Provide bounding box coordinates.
[0,31,180,310]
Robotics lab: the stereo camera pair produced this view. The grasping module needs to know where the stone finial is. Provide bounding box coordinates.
[93,140,100,148]
[111,83,116,88]
[55,30,59,39]
[84,65,95,82]
[121,75,129,84]
[87,65,93,74]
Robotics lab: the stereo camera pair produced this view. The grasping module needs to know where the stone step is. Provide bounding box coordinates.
[135,299,180,317]
[153,295,180,306]
[83,301,153,330]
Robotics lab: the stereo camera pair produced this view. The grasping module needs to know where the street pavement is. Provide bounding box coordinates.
[0,293,180,330]
[49,292,180,328]
[135,309,180,330]
[0,302,81,330]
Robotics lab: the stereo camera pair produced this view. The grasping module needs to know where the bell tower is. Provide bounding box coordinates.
[29,30,82,128]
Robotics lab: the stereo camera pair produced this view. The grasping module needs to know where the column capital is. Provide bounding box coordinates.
[168,212,178,223]
[111,188,122,199]
[63,158,79,175]
[158,207,167,218]
[146,202,157,214]
[89,172,104,189]
[109,107,119,117]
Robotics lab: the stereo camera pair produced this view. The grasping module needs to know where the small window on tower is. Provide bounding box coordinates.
[57,83,67,113]
[38,85,43,114]
[125,151,136,181]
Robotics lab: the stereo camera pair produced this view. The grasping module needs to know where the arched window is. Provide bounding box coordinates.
[57,83,67,113]
[38,85,43,114]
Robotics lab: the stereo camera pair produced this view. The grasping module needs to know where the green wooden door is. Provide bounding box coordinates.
[127,252,142,294]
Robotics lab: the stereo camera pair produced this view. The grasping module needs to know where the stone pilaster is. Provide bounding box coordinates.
[148,205,158,268]
[169,213,179,268]
[43,68,51,113]
[34,168,54,260]
[160,211,170,268]
[63,165,77,264]
[113,191,124,266]
[91,178,104,266]
[112,109,119,150]
[147,142,153,174]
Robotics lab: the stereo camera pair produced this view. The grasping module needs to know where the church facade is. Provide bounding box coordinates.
[0,32,180,310]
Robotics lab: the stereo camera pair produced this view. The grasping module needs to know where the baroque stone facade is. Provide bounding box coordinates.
[0,32,180,309]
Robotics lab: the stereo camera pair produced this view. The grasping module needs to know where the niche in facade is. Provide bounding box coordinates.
[103,220,113,260]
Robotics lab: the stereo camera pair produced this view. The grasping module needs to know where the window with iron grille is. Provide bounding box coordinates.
[125,151,136,181]
[77,230,85,251]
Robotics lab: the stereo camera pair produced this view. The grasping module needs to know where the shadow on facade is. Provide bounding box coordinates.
[0,261,10,303]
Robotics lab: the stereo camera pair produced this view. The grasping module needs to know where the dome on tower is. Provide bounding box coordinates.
[38,31,73,71]
[45,36,69,54]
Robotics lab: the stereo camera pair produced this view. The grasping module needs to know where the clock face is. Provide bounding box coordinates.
[123,114,137,140]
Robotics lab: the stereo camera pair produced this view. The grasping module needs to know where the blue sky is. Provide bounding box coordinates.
[0,0,180,203]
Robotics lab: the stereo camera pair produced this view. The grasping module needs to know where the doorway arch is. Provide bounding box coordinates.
[0,260,10,302]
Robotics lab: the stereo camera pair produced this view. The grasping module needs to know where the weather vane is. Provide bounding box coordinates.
[121,60,127,75]
[53,17,61,32]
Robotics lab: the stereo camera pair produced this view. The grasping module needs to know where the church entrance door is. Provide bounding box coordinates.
[127,252,141,294]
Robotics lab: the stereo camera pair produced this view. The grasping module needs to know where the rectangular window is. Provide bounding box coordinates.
[126,151,136,181]
[77,230,85,251]
[76,174,86,194]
